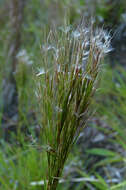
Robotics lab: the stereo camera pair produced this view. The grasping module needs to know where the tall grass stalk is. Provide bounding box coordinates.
[36,23,111,190]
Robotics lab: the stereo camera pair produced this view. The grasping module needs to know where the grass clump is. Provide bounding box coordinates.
[35,23,111,190]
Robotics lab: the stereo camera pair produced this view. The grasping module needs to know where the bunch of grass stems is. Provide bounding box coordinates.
[36,23,110,190]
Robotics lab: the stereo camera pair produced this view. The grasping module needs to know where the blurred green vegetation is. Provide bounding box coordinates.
[0,0,126,190]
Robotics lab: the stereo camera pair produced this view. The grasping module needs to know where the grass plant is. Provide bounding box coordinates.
[0,1,126,190]
[35,23,110,190]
